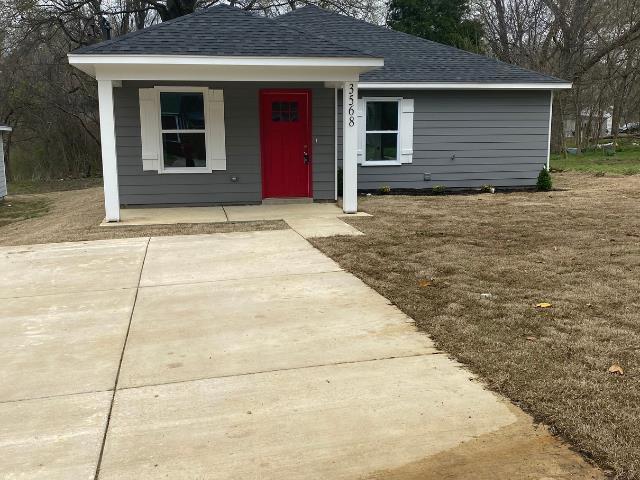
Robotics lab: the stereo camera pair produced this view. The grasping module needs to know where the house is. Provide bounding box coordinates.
[68,4,571,222]
[563,110,613,138]
[0,124,11,200]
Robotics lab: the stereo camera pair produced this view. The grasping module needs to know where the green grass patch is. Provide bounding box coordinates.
[551,140,640,175]
[0,198,50,227]
[8,177,102,195]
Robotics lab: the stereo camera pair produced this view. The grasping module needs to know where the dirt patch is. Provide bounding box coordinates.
[0,188,286,246]
[365,405,603,480]
[312,173,640,478]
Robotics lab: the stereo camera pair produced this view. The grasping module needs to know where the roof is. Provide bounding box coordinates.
[71,4,567,86]
[275,6,566,85]
[72,4,375,58]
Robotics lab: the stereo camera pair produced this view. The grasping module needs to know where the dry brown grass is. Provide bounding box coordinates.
[312,173,640,479]
[0,187,286,246]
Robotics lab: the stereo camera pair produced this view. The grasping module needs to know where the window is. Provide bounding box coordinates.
[272,101,299,122]
[364,99,400,164]
[160,90,207,170]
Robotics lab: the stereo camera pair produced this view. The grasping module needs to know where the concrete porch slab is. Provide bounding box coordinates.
[0,238,148,299]
[0,391,112,480]
[101,203,370,238]
[119,270,435,388]
[103,206,227,226]
[224,202,371,221]
[139,230,340,287]
[99,355,517,480]
[0,289,135,402]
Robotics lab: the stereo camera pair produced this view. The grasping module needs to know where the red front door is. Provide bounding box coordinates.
[260,90,312,198]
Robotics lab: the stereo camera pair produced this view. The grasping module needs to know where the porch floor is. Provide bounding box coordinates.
[103,203,370,238]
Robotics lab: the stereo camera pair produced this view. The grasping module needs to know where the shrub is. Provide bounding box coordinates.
[480,184,495,193]
[378,185,391,194]
[432,185,446,195]
[536,167,552,191]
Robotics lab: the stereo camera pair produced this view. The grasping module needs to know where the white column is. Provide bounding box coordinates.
[97,79,120,222]
[342,81,358,213]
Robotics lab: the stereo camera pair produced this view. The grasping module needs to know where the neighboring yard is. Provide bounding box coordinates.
[551,137,640,175]
[312,173,640,479]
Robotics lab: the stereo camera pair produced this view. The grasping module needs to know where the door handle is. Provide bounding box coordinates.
[303,150,310,164]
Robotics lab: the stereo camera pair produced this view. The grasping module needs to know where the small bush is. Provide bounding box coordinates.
[594,171,606,177]
[536,167,552,191]
[480,184,495,193]
[432,185,447,195]
[378,185,391,195]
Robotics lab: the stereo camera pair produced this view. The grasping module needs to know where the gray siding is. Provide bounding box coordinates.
[0,137,7,199]
[115,81,335,206]
[338,90,551,190]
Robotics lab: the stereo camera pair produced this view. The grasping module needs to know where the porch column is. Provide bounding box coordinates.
[342,81,358,213]
[97,79,120,222]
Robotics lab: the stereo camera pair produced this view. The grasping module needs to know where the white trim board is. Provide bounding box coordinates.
[0,126,12,132]
[356,82,572,90]
[68,54,384,67]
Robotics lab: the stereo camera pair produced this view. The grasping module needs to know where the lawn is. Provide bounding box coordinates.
[0,197,50,227]
[312,172,640,479]
[551,138,640,175]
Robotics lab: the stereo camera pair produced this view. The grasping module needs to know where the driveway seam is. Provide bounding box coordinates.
[117,352,444,392]
[0,388,114,405]
[93,237,150,480]
[137,267,344,290]
[0,286,139,301]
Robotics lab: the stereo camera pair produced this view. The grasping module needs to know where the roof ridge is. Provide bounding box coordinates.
[73,6,217,54]
[274,15,375,58]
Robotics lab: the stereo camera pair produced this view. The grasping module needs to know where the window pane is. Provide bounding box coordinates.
[366,101,398,131]
[366,132,398,161]
[163,132,206,168]
[160,92,205,130]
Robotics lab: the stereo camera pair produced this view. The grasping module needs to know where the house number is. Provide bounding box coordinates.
[348,83,355,127]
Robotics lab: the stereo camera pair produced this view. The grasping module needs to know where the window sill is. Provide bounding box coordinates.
[361,160,402,167]
[159,167,212,174]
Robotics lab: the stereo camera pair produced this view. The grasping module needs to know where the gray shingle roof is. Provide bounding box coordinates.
[276,6,566,84]
[72,3,566,85]
[72,4,375,58]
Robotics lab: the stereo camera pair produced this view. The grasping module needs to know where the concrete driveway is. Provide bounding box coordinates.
[0,230,601,479]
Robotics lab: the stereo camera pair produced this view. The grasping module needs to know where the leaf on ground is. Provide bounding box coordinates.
[418,279,432,288]
[526,336,537,341]
[608,364,624,376]
[536,302,553,308]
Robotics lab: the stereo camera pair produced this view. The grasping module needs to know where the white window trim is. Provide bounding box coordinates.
[361,96,402,166]
[155,86,211,174]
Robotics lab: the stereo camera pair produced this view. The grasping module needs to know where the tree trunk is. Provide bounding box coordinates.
[551,98,564,153]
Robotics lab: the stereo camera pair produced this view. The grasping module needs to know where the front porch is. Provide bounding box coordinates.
[69,51,382,223]
[101,202,370,238]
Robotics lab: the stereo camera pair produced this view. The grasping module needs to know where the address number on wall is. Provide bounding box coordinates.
[347,83,355,127]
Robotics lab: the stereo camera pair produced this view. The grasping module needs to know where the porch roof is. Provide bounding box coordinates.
[71,4,377,60]
[68,5,383,81]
